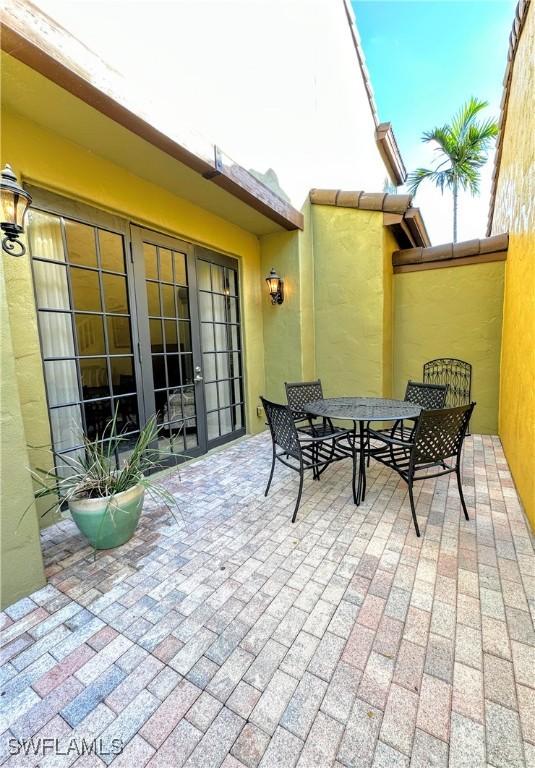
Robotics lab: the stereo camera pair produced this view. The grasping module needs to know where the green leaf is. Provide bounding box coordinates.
[408,97,499,218]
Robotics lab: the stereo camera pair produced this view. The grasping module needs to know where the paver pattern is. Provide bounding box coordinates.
[1,432,534,767]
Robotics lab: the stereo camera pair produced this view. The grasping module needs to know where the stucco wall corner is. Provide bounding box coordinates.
[1,257,46,609]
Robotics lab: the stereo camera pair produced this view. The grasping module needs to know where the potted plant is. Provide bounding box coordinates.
[28,411,183,550]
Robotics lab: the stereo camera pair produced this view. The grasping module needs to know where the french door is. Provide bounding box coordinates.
[131,226,205,460]
[195,247,245,449]
[131,228,245,460]
[28,188,245,471]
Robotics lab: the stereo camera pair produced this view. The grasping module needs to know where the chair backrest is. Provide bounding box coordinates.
[423,359,472,408]
[405,380,448,409]
[285,380,323,421]
[261,396,302,459]
[412,403,475,464]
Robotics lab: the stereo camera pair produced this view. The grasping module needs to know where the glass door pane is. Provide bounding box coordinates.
[29,207,141,471]
[131,227,205,461]
[196,250,244,447]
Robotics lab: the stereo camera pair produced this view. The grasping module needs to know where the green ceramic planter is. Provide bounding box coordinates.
[68,484,144,549]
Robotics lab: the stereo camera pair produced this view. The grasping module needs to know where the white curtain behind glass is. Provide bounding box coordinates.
[198,262,232,438]
[29,210,83,458]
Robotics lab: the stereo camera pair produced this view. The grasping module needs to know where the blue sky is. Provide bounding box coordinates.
[352,0,517,243]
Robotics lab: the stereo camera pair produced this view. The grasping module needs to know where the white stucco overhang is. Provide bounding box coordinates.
[1,2,304,235]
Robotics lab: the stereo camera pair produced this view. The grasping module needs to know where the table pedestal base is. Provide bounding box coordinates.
[351,421,367,506]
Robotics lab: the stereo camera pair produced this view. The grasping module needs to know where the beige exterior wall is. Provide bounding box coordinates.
[491,4,535,528]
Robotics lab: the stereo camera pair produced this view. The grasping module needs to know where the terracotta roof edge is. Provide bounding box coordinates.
[309,189,413,213]
[393,234,509,266]
[375,122,408,185]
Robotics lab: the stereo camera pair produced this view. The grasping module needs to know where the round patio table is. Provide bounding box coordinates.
[304,397,422,506]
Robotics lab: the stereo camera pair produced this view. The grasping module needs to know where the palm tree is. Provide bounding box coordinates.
[407,97,498,242]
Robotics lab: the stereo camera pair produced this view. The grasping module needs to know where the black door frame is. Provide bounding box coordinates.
[195,245,246,450]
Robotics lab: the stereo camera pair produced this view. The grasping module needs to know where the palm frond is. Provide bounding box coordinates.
[406,167,434,194]
[450,96,488,138]
[409,98,498,206]
[407,166,455,196]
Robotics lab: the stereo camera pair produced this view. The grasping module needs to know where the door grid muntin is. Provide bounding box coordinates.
[27,189,246,470]
[141,239,199,455]
[28,206,141,469]
[197,253,245,444]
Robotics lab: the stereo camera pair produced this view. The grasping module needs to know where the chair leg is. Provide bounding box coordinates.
[408,480,421,537]
[312,443,320,480]
[318,438,335,478]
[292,469,305,523]
[456,465,470,520]
[265,447,276,497]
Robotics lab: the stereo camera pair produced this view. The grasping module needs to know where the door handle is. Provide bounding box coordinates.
[194,374,204,382]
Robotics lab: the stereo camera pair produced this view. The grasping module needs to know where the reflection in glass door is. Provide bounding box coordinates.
[131,227,205,461]
[196,248,245,447]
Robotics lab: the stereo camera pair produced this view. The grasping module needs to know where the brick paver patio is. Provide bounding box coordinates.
[1,432,534,767]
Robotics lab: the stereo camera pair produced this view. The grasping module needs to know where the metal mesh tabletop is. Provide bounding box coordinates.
[304,397,422,422]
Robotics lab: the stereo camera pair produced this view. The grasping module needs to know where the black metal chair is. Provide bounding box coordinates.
[369,403,475,537]
[261,396,351,522]
[286,380,353,479]
[367,381,448,464]
[285,380,333,436]
[405,380,449,409]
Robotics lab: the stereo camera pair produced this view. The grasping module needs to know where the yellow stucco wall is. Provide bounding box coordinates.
[297,202,316,382]
[259,202,318,402]
[393,262,505,435]
[260,230,304,401]
[312,206,389,397]
[1,254,46,608]
[491,5,535,528]
[382,228,396,399]
[1,109,266,541]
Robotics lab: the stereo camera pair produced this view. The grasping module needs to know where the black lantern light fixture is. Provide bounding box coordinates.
[265,267,284,305]
[1,164,32,257]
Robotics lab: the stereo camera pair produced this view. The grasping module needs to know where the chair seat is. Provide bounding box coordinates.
[370,419,416,441]
[297,422,351,439]
[369,439,412,469]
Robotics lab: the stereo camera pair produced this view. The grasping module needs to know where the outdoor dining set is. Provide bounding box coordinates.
[261,364,475,537]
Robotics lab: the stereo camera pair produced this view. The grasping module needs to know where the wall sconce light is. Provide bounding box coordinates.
[1,164,32,257]
[265,267,284,305]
